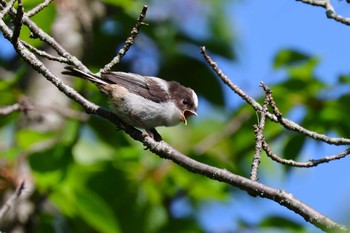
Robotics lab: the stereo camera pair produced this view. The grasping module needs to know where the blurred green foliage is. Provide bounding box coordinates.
[1,0,350,233]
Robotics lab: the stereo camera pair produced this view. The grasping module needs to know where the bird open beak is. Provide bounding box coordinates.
[182,109,198,125]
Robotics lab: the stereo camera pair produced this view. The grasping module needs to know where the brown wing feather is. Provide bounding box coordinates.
[101,72,170,103]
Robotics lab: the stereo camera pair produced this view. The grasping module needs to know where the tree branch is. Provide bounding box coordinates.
[262,139,350,167]
[259,82,350,166]
[26,0,54,18]
[296,0,350,26]
[22,40,69,63]
[0,100,33,115]
[200,46,350,146]
[100,5,148,73]
[142,138,347,231]
[0,103,21,115]
[0,181,25,220]
[11,0,23,45]
[0,0,16,18]
[0,0,86,70]
[250,82,270,181]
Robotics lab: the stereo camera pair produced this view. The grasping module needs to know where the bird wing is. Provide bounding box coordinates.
[101,72,170,103]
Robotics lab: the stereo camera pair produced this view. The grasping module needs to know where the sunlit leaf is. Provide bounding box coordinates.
[73,138,115,165]
[144,204,168,232]
[286,57,319,80]
[273,49,312,69]
[16,129,56,150]
[19,3,56,47]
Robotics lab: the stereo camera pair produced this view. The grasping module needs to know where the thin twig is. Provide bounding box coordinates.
[11,0,23,44]
[26,0,54,18]
[100,5,148,73]
[0,181,25,219]
[47,105,89,121]
[259,82,350,167]
[22,40,69,63]
[250,82,270,181]
[0,0,16,18]
[296,0,328,7]
[1,98,88,121]
[0,16,97,115]
[0,100,33,115]
[21,13,78,62]
[0,103,20,115]
[262,83,283,120]
[296,0,350,26]
[262,139,350,167]
[200,46,350,146]
[0,0,86,70]
[193,110,251,154]
[17,97,89,121]
[250,125,261,181]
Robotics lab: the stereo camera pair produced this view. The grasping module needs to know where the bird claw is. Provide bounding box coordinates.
[142,128,162,150]
[147,128,163,142]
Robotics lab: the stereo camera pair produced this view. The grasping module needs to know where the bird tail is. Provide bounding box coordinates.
[62,66,107,85]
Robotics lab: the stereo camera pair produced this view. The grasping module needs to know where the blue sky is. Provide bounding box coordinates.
[231,0,350,85]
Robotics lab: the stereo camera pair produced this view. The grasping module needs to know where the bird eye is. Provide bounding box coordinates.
[182,99,189,105]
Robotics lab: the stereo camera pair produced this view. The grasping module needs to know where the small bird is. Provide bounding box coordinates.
[62,66,198,141]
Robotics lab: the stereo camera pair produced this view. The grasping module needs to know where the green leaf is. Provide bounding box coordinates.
[200,38,235,59]
[89,117,130,147]
[75,189,121,233]
[159,54,225,106]
[282,135,305,161]
[73,138,115,165]
[61,120,80,144]
[259,215,304,230]
[286,57,319,80]
[145,204,168,232]
[29,145,73,190]
[20,3,56,47]
[100,0,136,8]
[0,74,20,92]
[207,4,235,59]
[338,74,350,83]
[318,102,341,123]
[16,129,56,150]
[22,0,47,6]
[273,49,312,69]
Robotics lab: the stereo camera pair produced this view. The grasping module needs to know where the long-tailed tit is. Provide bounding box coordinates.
[62,66,198,141]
